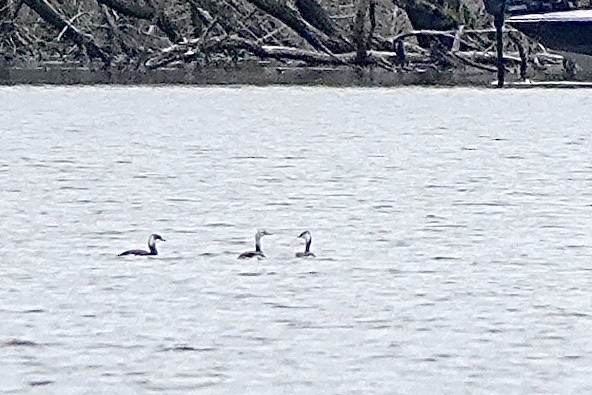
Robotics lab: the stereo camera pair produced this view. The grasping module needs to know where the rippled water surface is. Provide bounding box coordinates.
[1,86,591,393]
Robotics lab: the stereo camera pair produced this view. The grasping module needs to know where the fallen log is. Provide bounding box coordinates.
[295,0,338,36]
[145,28,551,75]
[451,51,503,72]
[145,35,333,68]
[245,0,352,54]
[391,29,481,51]
[145,34,410,70]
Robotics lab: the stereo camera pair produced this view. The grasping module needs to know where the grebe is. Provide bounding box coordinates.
[238,229,272,259]
[296,230,315,258]
[119,234,165,256]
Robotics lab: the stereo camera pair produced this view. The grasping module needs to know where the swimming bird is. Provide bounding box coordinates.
[296,230,315,258]
[119,234,165,256]
[238,229,273,259]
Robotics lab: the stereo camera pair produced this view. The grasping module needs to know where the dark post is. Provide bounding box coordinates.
[484,0,506,87]
[494,14,505,87]
[353,0,370,65]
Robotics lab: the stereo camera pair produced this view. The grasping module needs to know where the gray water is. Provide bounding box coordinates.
[0,86,591,393]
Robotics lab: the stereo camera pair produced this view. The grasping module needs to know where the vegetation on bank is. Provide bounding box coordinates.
[0,0,565,80]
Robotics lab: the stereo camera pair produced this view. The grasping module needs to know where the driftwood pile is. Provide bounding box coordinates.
[0,0,564,77]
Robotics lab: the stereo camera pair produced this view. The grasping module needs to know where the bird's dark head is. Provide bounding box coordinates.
[150,234,166,243]
[257,229,273,237]
[297,230,311,241]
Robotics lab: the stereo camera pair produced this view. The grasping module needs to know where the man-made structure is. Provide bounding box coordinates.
[508,10,592,55]
[506,0,580,15]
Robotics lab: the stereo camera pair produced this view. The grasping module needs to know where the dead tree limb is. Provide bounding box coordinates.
[22,0,110,63]
[0,0,8,20]
[507,30,527,80]
[294,0,336,36]
[12,0,24,19]
[245,0,352,53]
[190,0,236,35]
[187,0,220,37]
[186,1,205,36]
[144,35,335,68]
[367,0,376,49]
[451,51,498,72]
[101,4,142,59]
[391,29,479,51]
[96,0,181,43]
[451,25,464,52]
[146,35,393,69]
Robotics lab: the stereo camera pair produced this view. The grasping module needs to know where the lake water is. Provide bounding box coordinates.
[0,86,591,393]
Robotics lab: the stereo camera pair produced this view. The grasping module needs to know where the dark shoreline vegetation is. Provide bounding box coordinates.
[0,0,581,86]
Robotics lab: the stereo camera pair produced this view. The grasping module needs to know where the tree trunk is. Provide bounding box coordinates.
[295,0,336,36]
[366,0,376,49]
[245,0,352,53]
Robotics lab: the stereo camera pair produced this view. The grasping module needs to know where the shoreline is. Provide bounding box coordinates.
[0,64,507,87]
[0,63,588,88]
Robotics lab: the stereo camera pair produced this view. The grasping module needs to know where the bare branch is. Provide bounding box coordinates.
[96,0,181,43]
[22,0,110,63]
